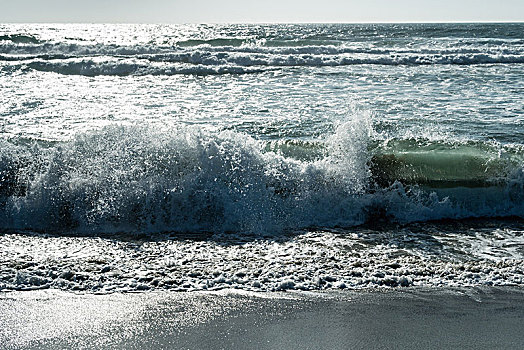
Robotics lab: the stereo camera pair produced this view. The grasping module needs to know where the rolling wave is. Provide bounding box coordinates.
[1,118,524,234]
[176,38,251,47]
[10,53,524,77]
[26,58,268,76]
[369,139,524,188]
[0,34,40,44]
[144,51,524,66]
[1,35,523,76]
[2,41,523,58]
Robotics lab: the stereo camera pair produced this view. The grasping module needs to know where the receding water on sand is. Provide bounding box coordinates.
[2,287,524,350]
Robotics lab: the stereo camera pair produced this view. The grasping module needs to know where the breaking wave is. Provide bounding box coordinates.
[26,58,267,76]
[143,50,524,66]
[1,114,524,235]
[0,34,40,44]
[7,51,523,77]
[1,35,523,76]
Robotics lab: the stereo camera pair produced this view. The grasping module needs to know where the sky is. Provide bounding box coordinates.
[1,0,523,23]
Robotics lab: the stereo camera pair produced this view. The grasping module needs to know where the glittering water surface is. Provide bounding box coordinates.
[1,23,524,292]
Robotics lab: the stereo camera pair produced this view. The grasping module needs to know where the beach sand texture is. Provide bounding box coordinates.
[1,288,523,350]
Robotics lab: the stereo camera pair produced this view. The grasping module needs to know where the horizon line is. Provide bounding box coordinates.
[1,20,523,25]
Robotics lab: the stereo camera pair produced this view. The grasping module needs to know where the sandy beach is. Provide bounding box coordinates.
[1,287,523,349]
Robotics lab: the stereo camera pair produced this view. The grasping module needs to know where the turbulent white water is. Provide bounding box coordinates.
[2,120,524,234]
[1,23,524,292]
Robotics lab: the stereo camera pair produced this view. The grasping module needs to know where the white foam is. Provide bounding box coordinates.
[2,119,524,235]
[26,57,267,76]
[1,224,523,293]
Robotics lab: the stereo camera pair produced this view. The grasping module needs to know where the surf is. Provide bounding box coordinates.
[1,114,524,235]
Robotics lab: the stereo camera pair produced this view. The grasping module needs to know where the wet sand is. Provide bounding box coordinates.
[1,287,523,349]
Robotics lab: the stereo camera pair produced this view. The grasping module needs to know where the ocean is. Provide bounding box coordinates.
[1,23,524,293]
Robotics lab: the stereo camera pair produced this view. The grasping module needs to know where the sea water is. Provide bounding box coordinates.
[1,23,523,292]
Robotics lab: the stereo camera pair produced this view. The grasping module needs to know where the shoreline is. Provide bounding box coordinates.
[3,218,524,293]
[2,286,524,349]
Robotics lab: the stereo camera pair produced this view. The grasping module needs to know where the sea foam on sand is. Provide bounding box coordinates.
[2,219,524,293]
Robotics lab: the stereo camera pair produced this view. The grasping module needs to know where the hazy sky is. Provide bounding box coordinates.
[1,0,523,23]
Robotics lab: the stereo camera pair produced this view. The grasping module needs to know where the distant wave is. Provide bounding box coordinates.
[1,35,523,53]
[145,51,524,66]
[2,118,524,235]
[1,38,523,77]
[0,34,41,44]
[26,59,269,76]
[0,42,162,58]
[10,52,521,77]
[176,38,251,47]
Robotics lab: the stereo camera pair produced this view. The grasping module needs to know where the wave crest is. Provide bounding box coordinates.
[26,58,268,76]
[0,34,40,44]
[0,120,369,233]
[2,117,524,234]
[1,39,523,77]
